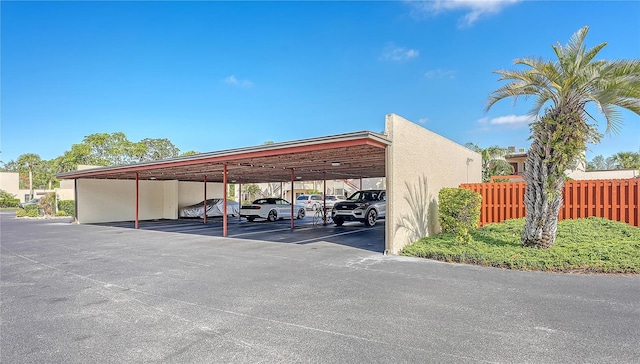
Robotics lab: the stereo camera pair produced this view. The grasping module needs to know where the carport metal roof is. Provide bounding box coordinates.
[57,131,390,183]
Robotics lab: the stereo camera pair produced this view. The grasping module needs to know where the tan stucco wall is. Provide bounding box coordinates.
[385,114,482,254]
[0,172,42,202]
[0,172,21,200]
[77,179,166,223]
[163,180,179,219]
[177,181,224,208]
[55,188,75,201]
[75,179,224,223]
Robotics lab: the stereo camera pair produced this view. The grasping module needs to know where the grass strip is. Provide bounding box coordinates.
[401,217,640,274]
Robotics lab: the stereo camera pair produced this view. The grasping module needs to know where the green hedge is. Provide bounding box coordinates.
[0,198,20,208]
[438,188,482,243]
[58,200,75,217]
[16,205,41,217]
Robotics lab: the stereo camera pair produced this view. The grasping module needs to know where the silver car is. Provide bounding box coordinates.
[296,194,324,211]
[179,199,240,218]
[322,195,345,210]
[331,190,386,227]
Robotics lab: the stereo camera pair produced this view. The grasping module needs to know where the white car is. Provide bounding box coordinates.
[240,198,306,222]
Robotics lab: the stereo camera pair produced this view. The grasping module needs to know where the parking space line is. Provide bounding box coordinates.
[292,226,383,244]
[228,227,296,237]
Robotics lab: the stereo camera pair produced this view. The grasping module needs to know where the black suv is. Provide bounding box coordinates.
[331,190,386,227]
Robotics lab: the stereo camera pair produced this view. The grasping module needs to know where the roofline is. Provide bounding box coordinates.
[56,130,390,180]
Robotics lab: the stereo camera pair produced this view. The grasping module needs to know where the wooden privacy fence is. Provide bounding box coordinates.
[460,178,639,227]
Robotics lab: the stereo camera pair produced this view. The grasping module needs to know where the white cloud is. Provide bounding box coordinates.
[418,117,429,124]
[425,69,456,79]
[489,114,533,125]
[223,75,253,88]
[407,0,521,27]
[477,114,533,130]
[381,43,420,62]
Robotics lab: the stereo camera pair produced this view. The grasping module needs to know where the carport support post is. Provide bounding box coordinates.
[290,169,295,229]
[223,164,228,237]
[135,173,139,229]
[203,175,207,224]
[238,180,242,221]
[323,172,327,225]
[74,179,79,223]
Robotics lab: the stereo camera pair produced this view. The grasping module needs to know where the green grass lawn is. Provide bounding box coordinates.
[401,217,640,274]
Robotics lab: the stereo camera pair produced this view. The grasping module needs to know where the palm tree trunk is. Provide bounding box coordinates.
[521,119,566,249]
[28,167,34,200]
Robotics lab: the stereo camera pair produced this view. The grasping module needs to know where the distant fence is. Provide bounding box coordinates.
[460,178,639,227]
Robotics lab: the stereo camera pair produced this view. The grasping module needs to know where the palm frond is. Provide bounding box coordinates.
[597,103,623,134]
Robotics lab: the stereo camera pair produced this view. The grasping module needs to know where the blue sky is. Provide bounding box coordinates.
[2,1,639,165]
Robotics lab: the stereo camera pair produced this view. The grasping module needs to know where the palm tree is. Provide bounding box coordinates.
[465,143,514,182]
[16,153,42,200]
[611,151,640,169]
[487,26,640,248]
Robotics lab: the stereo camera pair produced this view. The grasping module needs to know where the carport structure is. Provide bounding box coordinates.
[58,114,482,254]
[58,132,388,231]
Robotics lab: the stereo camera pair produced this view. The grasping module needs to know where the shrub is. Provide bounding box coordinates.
[58,200,75,217]
[17,205,41,217]
[0,189,16,200]
[0,189,20,208]
[438,188,482,243]
[0,198,20,208]
[56,210,68,217]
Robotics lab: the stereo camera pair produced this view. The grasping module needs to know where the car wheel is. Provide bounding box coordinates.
[246,217,255,222]
[297,209,306,219]
[267,210,277,222]
[364,209,377,227]
[334,217,344,226]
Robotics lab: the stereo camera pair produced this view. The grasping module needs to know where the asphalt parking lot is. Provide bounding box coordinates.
[2,211,639,363]
[90,215,385,252]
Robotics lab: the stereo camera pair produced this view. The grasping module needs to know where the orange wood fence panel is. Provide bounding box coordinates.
[460,178,639,227]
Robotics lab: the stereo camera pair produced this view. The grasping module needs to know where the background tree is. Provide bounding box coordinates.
[487,26,640,249]
[586,155,615,170]
[0,160,19,172]
[611,151,640,169]
[179,150,199,157]
[58,132,184,167]
[242,184,262,202]
[131,138,180,163]
[3,132,193,195]
[465,143,514,182]
[81,132,135,165]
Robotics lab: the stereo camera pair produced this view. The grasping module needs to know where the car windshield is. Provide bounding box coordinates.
[347,191,377,201]
[296,196,307,201]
